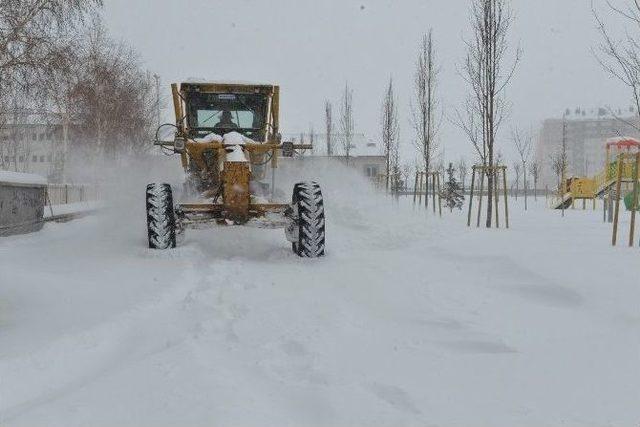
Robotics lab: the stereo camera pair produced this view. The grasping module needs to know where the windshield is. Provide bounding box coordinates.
[186,92,268,139]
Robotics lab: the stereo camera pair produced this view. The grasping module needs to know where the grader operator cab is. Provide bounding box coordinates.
[147,81,325,257]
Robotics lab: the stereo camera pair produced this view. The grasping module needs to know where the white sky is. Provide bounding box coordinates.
[103,0,631,164]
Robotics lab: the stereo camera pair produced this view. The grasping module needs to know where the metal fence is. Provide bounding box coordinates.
[46,184,98,205]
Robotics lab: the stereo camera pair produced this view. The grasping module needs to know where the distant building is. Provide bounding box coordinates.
[283,132,386,181]
[0,122,64,181]
[535,107,640,186]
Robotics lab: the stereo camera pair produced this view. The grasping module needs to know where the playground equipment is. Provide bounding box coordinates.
[611,151,640,247]
[552,138,640,210]
[467,165,509,228]
[412,171,442,216]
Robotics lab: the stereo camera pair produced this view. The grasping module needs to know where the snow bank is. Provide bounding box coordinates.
[43,201,102,219]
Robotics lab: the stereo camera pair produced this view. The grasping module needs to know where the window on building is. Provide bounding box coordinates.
[32,155,37,162]
[19,155,24,162]
[31,133,37,141]
[364,164,379,178]
[39,155,45,162]
[38,133,44,141]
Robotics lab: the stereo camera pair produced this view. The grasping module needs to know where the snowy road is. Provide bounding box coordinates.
[1,168,639,426]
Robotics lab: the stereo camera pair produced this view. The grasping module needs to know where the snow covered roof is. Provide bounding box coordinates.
[349,136,383,157]
[562,106,636,120]
[283,133,383,158]
[328,134,383,157]
[0,170,47,186]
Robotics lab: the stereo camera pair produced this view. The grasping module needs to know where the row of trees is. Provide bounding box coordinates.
[377,0,637,221]
[313,0,636,222]
[382,0,520,223]
[322,83,356,165]
[0,1,159,180]
[319,29,442,197]
[321,0,520,226]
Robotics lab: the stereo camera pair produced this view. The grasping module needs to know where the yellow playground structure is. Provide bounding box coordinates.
[553,138,640,210]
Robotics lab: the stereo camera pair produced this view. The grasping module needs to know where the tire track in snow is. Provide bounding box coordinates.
[0,249,214,424]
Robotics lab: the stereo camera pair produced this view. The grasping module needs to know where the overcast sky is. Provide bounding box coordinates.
[103,0,630,163]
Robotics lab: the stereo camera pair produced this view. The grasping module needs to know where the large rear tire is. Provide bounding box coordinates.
[146,183,177,249]
[288,182,325,257]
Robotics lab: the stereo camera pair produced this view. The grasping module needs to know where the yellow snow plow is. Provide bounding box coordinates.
[147,81,325,257]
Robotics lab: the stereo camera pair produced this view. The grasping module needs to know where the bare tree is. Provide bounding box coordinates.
[0,0,101,175]
[549,150,567,193]
[559,115,569,216]
[549,119,568,216]
[35,38,84,181]
[0,3,161,184]
[412,29,439,207]
[513,127,532,209]
[455,0,520,227]
[0,0,101,90]
[324,100,333,156]
[339,82,354,165]
[401,163,413,192]
[65,20,158,162]
[381,77,399,192]
[512,161,521,200]
[529,160,541,200]
[436,156,445,178]
[308,124,315,155]
[593,1,640,130]
[391,136,401,196]
[457,156,468,190]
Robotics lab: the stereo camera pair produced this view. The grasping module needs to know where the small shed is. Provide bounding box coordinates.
[0,171,47,236]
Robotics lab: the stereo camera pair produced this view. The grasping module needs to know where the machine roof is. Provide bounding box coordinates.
[181,78,276,87]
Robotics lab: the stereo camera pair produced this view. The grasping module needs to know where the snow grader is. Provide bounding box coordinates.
[146,80,325,257]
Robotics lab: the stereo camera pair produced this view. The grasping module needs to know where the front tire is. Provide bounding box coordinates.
[146,183,177,249]
[288,182,325,257]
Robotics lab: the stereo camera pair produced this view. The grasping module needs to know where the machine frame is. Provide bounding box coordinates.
[155,81,311,227]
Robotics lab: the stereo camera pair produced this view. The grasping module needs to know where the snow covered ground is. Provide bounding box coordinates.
[43,202,102,219]
[1,162,639,426]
